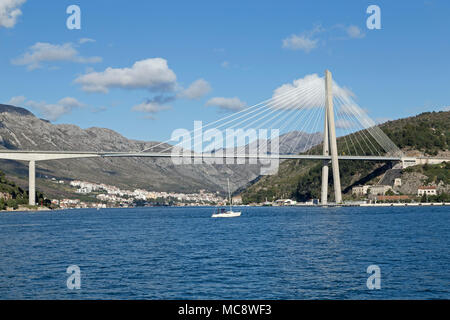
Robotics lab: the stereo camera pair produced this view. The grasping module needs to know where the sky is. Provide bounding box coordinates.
[0,0,449,142]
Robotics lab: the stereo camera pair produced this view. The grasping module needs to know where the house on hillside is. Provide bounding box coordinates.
[232,195,242,204]
[369,185,392,196]
[352,185,370,196]
[417,186,437,196]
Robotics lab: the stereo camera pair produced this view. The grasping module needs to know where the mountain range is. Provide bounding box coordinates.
[0,104,321,198]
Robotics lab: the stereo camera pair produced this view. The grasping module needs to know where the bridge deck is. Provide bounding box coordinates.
[0,150,403,161]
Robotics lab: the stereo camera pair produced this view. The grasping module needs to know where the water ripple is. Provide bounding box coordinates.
[0,206,448,299]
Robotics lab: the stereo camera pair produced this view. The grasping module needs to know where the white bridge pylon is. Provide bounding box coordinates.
[321,70,341,204]
[0,70,404,206]
[142,69,403,204]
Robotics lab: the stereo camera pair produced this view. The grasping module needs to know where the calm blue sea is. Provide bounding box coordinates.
[0,206,449,299]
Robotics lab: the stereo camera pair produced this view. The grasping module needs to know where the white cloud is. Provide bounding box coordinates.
[132,100,171,119]
[56,97,85,109]
[75,58,177,93]
[0,0,25,28]
[221,61,230,68]
[282,25,324,52]
[79,38,95,44]
[338,104,363,116]
[335,119,354,129]
[346,25,365,39]
[75,57,211,115]
[11,96,85,121]
[282,34,318,52]
[12,42,102,70]
[272,73,355,109]
[206,97,246,112]
[442,106,450,112]
[283,24,365,52]
[7,95,26,106]
[177,79,211,100]
[132,101,171,113]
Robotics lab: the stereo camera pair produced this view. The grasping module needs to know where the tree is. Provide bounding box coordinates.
[7,199,18,210]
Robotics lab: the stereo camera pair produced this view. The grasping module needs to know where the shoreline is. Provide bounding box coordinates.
[1,202,450,213]
[0,205,52,213]
[251,202,450,207]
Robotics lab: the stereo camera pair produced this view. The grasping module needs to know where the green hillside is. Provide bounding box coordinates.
[241,111,450,203]
[381,111,450,155]
[0,170,48,210]
[404,161,450,185]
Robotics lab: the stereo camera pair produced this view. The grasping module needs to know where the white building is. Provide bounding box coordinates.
[352,185,370,195]
[275,199,297,206]
[77,186,92,194]
[369,185,392,196]
[417,186,437,196]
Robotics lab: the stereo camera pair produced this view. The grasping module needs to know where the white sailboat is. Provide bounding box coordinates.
[211,178,241,218]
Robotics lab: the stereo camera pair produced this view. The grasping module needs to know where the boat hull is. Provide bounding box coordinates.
[211,211,241,218]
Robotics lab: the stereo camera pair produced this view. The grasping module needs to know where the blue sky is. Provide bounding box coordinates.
[1,0,449,142]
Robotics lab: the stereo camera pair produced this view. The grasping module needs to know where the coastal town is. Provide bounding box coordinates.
[41,175,448,210]
[48,178,229,209]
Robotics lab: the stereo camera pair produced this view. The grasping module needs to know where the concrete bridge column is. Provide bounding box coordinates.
[29,160,36,206]
[325,70,342,204]
[321,99,330,205]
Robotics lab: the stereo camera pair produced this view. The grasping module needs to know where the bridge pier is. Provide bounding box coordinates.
[321,95,330,205]
[321,161,330,205]
[29,160,36,206]
[322,70,342,204]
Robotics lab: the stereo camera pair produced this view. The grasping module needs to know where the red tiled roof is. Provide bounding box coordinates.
[377,195,410,200]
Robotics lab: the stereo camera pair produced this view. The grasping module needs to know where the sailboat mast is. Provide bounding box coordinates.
[228,178,232,212]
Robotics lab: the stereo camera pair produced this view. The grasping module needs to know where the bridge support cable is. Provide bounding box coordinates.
[227,81,322,157]
[306,101,327,155]
[334,98,380,156]
[334,94,383,155]
[332,90,403,157]
[280,104,313,154]
[142,84,310,153]
[261,83,325,156]
[335,108,352,156]
[262,82,326,156]
[338,111,359,156]
[234,89,317,156]
[159,83,316,155]
[280,89,324,155]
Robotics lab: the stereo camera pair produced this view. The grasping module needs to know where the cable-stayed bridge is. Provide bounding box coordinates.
[1,70,447,206]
